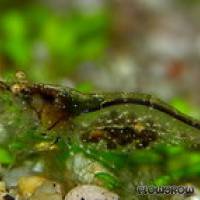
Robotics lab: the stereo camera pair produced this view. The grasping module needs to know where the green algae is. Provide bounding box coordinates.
[0,82,200,199]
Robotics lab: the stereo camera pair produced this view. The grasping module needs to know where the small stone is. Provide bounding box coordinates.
[30,181,63,200]
[15,71,26,81]
[0,182,6,193]
[65,185,119,200]
[3,165,32,188]
[18,176,46,198]
[11,84,23,94]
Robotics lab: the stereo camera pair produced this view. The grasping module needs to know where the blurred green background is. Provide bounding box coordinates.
[0,0,200,118]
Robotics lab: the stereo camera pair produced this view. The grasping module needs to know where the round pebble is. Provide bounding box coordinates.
[65,185,119,200]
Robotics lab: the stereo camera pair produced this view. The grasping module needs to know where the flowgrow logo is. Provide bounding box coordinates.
[136,185,194,195]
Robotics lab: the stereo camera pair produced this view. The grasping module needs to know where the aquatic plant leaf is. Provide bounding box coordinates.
[0,148,14,165]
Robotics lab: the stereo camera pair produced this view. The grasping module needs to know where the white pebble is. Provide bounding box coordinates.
[65,185,119,200]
